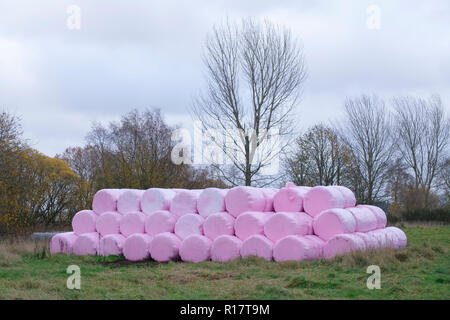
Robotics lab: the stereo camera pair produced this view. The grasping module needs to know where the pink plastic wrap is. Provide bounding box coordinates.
[313,208,356,241]
[345,207,378,232]
[150,232,182,262]
[303,186,346,217]
[240,235,273,261]
[370,227,407,249]
[357,204,387,229]
[95,211,121,236]
[92,189,123,214]
[273,186,310,212]
[73,232,100,256]
[225,186,266,217]
[234,211,273,241]
[117,189,144,214]
[99,234,126,256]
[273,235,325,262]
[119,211,146,237]
[263,212,313,242]
[50,232,78,254]
[72,210,98,235]
[261,188,278,212]
[174,213,204,240]
[366,229,388,248]
[211,235,242,262]
[123,233,153,261]
[385,226,407,249]
[145,210,177,236]
[203,212,235,240]
[197,188,228,217]
[323,233,366,259]
[179,234,212,263]
[141,188,176,214]
[170,190,201,217]
[354,232,379,249]
[333,186,356,208]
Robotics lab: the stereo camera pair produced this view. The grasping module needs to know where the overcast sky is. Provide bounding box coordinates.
[1,0,449,156]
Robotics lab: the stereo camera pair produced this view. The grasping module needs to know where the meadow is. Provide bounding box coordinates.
[0,224,448,300]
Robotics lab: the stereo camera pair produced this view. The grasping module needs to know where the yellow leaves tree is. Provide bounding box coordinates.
[1,112,81,234]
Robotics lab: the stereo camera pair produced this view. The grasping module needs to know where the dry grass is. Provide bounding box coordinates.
[0,238,49,266]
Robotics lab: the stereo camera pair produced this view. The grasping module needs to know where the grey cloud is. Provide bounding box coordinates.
[0,0,448,156]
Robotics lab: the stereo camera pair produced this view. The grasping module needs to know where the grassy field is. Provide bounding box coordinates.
[0,224,449,300]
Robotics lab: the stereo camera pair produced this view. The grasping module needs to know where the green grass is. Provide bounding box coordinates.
[0,225,449,299]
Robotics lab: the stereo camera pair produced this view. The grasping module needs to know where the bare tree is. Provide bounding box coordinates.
[393,94,450,207]
[192,18,307,186]
[338,95,394,204]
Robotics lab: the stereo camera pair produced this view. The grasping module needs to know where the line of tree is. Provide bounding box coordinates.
[285,94,450,214]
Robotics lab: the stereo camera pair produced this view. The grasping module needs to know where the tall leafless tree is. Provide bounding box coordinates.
[192,18,307,186]
[393,94,450,207]
[339,95,394,204]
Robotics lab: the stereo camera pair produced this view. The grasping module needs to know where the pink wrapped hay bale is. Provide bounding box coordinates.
[263,212,313,242]
[179,234,212,263]
[323,233,366,259]
[357,204,387,229]
[225,186,266,217]
[50,232,78,254]
[145,210,177,236]
[385,226,407,249]
[73,232,100,256]
[117,189,144,214]
[72,210,98,235]
[333,186,356,208]
[197,188,228,217]
[123,233,153,261]
[95,211,122,236]
[273,235,325,262]
[240,235,273,261]
[345,207,378,232]
[234,211,273,241]
[273,186,310,212]
[170,189,201,217]
[174,213,204,240]
[303,186,346,217]
[150,232,182,262]
[141,188,176,214]
[354,232,379,249]
[313,208,356,241]
[119,211,146,237]
[370,227,407,249]
[92,189,123,214]
[261,188,278,212]
[203,212,235,240]
[366,229,388,248]
[211,235,242,262]
[99,234,126,256]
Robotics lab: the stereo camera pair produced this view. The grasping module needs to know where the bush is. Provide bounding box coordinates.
[388,208,450,224]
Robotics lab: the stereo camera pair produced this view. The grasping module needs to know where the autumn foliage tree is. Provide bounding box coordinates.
[0,112,80,234]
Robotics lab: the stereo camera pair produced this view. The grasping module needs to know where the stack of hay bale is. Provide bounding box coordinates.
[50,183,406,262]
